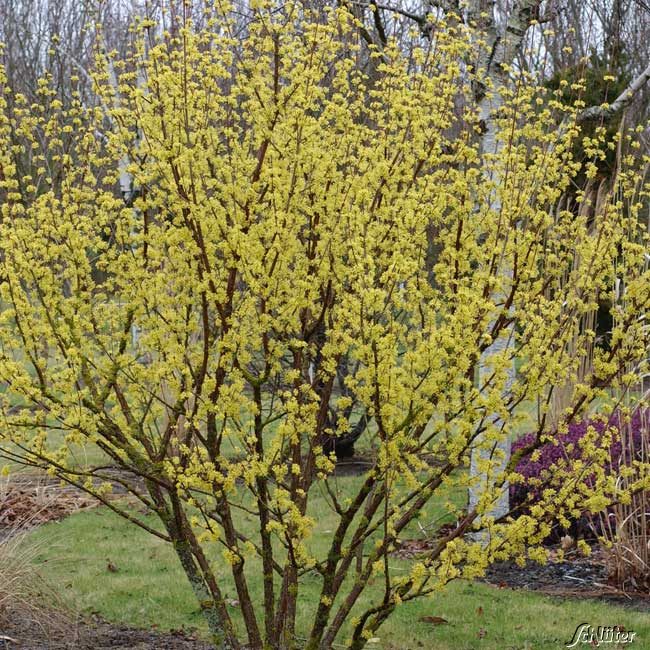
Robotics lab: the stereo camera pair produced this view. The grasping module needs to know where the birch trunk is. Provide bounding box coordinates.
[466,0,542,526]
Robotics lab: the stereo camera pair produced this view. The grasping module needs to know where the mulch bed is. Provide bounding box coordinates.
[332,452,445,477]
[0,475,98,530]
[483,553,650,610]
[484,556,608,591]
[0,613,214,649]
[0,469,150,541]
[395,536,650,610]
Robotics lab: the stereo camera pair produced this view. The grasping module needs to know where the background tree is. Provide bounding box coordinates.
[343,0,650,517]
[0,3,649,649]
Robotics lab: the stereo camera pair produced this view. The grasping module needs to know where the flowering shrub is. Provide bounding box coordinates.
[1,1,649,646]
[511,408,649,537]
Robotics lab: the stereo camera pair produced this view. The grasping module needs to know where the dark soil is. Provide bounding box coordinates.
[0,613,214,649]
[331,455,376,476]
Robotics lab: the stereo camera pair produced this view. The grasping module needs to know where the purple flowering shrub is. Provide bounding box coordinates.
[510,408,648,538]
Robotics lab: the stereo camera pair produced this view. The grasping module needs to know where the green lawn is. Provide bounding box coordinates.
[27,485,650,650]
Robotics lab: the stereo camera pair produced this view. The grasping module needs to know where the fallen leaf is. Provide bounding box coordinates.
[226,599,239,607]
[106,560,119,573]
[477,628,487,639]
[420,616,448,625]
[477,606,483,617]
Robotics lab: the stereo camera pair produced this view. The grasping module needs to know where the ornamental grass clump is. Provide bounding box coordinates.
[0,508,70,640]
[599,408,650,592]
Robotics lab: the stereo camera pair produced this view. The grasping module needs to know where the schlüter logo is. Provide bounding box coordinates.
[566,623,637,647]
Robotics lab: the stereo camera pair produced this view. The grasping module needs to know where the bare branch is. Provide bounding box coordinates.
[579,60,650,122]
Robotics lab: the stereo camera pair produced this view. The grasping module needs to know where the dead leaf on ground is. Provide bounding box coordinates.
[477,628,487,638]
[477,606,483,616]
[420,616,448,625]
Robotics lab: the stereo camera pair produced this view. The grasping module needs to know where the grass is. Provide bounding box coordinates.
[27,476,650,650]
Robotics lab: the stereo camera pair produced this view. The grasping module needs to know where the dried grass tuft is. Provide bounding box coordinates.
[598,406,650,593]
[0,476,77,641]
